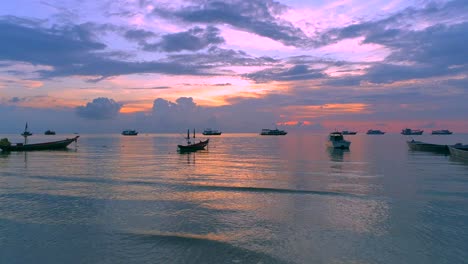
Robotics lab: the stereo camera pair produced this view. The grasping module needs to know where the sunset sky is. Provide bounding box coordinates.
[1,0,467,133]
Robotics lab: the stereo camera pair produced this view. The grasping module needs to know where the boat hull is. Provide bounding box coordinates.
[366,130,385,135]
[432,131,453,135]
[0,136,79,151]
[449,147,468,161]
[178,139,209,152]
[202,132,222,135]
[406,140,449,153]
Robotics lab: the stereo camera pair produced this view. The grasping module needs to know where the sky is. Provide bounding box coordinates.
[0,0,467,133]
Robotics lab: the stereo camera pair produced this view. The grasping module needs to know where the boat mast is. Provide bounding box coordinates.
[23,122,29,144]
[186,129,191,144]
[193,128,196,139]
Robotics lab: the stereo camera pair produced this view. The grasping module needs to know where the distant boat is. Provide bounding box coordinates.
[342,130,357,135]
[122,129,138,136]
[449,145,468,161]
[44,130,56,135]
[406,140,449,153]
[21,122,32,136]
[178,129,209,152]
[327,132,351,149]
[401,128,423,135]
[0,136,79,151]
[260,128,287,136]
[202,128,222,135]
[432,129,453,135]
[366,129,385,135]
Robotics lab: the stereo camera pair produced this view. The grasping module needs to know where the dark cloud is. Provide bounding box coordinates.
[124,29,156,42]
[152,0,309,47]
[0,16,215,80]
[315,2,468,84]
[143,26,224,52]
[163,46,277,68]
[8,97,24,103]
[76,97,122,119]
[245,64,325,83]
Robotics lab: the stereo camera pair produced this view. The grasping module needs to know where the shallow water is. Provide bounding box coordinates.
[1,133,467,263]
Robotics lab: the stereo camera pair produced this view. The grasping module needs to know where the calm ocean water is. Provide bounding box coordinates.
[1,133,468,264]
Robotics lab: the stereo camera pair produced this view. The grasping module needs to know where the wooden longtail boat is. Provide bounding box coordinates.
[449,146,468,161]
[406,140,449,154]
[0,136,79,151]
[178,129,209,152]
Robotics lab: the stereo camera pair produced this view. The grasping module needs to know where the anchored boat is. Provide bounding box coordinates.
[178,129,209,152]
[401,128,423,135]
[327,132,351,149]
[0,136,79,151]
[122,129,138,136]
[406,140,449,153]
[260,128,287,136]
[202,128,222,135]
[449,145,468,161]
[432,130,453,135]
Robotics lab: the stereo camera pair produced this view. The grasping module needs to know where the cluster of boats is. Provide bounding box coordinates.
[400,128,453,135]
[1,123,467,161]
[342,129,454,135]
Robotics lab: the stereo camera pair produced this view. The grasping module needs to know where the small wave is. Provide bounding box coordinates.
[119,230,289,264]
[190,184,365,198]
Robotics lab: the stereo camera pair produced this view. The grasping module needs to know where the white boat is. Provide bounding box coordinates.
[202,128,222,135]
[401,128,423,135]
[327,132,351,149]
[260,128,287,135]
[432,130,453,135]
[366,129,385,135]
[449,146,468,161]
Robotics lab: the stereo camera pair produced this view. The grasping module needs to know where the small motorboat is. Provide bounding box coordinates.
[327,132,351,149]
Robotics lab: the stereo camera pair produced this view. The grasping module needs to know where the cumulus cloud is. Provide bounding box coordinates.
[76,97,122,119]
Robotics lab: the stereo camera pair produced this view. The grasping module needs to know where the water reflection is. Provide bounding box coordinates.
[1,133,468,264]
[327,148,350,162]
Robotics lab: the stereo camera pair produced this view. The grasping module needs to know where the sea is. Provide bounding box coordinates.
[1,133,467,264]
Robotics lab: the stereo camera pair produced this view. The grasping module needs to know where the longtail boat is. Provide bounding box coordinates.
[178,129,209,152]
[406,140,449,154]
[0,136,79,151]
